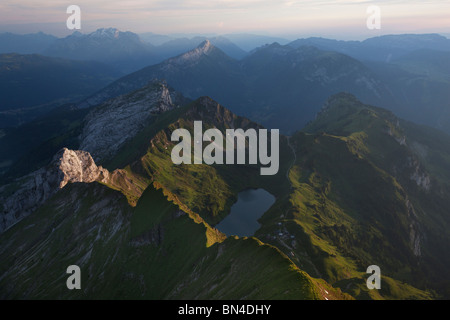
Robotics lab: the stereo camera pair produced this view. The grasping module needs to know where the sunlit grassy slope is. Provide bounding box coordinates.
[0,181,335,299]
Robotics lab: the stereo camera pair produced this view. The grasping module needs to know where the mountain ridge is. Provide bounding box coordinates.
[77,41,393,133]
[2,86,449,298]
[0,90,353,300]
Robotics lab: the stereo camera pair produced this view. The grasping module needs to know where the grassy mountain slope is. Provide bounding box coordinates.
[0,177,335,299]
[266,93,450,298]
[103,96,293,226]
[100,93,438,299]
[0,91,350,299]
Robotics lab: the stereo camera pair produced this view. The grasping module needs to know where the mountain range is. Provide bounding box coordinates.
[78,40,395,133]
[0,29,252,73]
[2,30,449,134]
[289,33,450,62]
[5,29,449,69]
[0,32,58,54]
[42,28,157,74]
[1,77,450,299]
[364,49,450,133]
[78,37,450,135]
[1,29,450,300]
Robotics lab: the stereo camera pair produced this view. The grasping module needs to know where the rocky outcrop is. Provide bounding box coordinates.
[0,148,110,233]
[405,198,422,257]
[57,148,109,188]
[0,82,179,233]
[79,81,180,163]
[407,156,431,191]
[170,40,214,66]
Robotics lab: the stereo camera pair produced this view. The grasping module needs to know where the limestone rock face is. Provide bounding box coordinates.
[407,156,431,191]
[0,82,181,234]
[172,40,214,66]
[57,148,109,188]
[79,81,179,163]
[0,148,109,233]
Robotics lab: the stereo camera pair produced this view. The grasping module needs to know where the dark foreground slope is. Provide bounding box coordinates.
[0,181,326,299]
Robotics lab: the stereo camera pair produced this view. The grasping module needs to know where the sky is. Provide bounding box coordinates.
[0,0,449,40]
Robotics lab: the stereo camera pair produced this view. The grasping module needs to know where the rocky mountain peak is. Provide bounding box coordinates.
[187,96,228,117]
[173,39,217,65]
[89,28,121,39]
[56,148,109,188]
[0,148,110,233]
[198,39,212,51]
[249,42,291,57]
[70,30,83,38]
[179,96,258,132]
[320,92,363,113]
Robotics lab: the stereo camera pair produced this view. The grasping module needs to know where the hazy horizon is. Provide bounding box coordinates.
[0,25,449,44]
[1,0,449,40]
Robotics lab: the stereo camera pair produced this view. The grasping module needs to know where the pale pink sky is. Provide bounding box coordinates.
[0,0,449,39]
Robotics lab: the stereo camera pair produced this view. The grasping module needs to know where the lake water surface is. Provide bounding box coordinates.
[215,188,275,237]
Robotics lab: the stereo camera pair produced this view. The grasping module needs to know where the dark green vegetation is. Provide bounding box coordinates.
[104,96,293,226]
[0,53,121,126]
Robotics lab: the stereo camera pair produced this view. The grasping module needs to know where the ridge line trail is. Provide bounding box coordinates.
[286,136,296,182]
